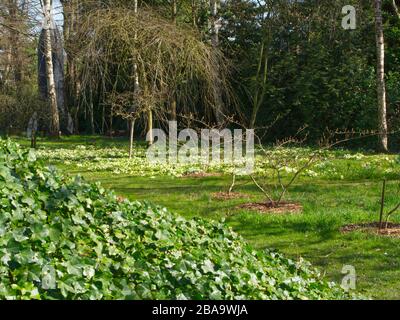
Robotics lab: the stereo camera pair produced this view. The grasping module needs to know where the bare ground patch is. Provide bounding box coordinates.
[341,222,400,237]
[183,172,222,178]
[211,191,249,200]
[237,201,303,214]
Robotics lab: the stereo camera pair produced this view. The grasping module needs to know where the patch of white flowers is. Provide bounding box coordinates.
[343,153,364,160]
[34,144,400,180]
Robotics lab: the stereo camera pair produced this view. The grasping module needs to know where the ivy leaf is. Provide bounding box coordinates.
[201,259,214,274]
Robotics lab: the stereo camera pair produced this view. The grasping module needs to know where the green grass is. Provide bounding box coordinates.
[10,135,400,299]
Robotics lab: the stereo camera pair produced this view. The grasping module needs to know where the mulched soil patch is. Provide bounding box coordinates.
[183,172,222,178]
[211,192,249,200]
[341,222,400,237]
[237,201,303,214]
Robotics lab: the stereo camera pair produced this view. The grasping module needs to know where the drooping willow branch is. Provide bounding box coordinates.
[68,5,238,127]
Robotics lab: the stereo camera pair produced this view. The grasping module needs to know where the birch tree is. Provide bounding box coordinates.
[170,0,177,122]
[130,0,139,155]
[43,0,60,137]
[210,0,224,124]
[374,0,388,152]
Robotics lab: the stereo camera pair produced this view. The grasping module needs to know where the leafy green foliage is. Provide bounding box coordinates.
[221,0,386,146]
[0,139,355,299]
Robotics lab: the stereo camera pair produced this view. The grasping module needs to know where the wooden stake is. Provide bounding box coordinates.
[379,179,386,229]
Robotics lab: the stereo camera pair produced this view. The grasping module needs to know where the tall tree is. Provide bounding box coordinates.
[1,0,27,87]
[7,0,22,84]
[210,0,219,47]
[210,0,223,124]
[62,0,79,133]
[130,0,140,155]
[170,0,177,122]
[248,1,273,129]
[375,0,388,152]
[43,0,60,136]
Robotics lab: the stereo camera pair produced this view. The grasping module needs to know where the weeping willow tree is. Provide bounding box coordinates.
[69,5,236,153]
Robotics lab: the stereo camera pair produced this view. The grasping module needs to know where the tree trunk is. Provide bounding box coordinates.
[210,0,219,47]
[133,0,140,145]
[191,0,197,28]
[171,0,178,122]
[109,109,113,136]
[210,0,223,124]
[147,110,153,145]
[171,0,177,24]
[250,41,268,128]
[8,0,22,84]
[393,0,400,19]
[62,0,78,134]
[43,0,60,137]
[170,99,177,121]
[101,99,105,134]
[129,119,135,158]
[89,87,95,134]
[375,0,388,152]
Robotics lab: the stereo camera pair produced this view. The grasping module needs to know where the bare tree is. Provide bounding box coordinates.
[108,91,150,158]
[74,6,234,154]
[247,129,383,208]
[0,0,32,88]
[378,179,400,229]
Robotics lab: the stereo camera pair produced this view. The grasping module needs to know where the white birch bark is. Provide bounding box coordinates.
[375,0,388,151]
[210,0,223,124]
[43,0,60,136]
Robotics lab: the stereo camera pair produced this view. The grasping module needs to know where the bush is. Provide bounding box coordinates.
[0,87,47,135]
[0,139,355,299]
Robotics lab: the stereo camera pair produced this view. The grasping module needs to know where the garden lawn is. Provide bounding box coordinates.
[13,135,400,299]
